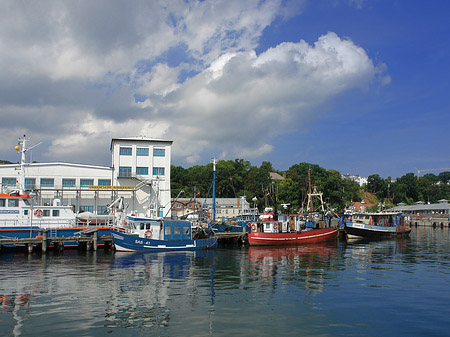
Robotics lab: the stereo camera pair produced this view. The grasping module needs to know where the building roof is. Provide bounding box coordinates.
[110,137,172,150]
[391,200,450,212]
[270,172,285,181]
[174,197,249,208]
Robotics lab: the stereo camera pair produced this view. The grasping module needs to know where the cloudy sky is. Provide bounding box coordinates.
[0,0,449,178]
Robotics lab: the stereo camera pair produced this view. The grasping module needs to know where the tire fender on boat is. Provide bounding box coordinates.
[145,229,152,238]
[34,209,43,217]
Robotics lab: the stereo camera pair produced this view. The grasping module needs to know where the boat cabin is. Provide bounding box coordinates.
[0,193,77,228]
[125,217,192,241]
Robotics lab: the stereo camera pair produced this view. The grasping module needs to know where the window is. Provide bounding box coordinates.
[0,199,5,207]
[174,227,181,235]
[136,167,148,175]
[119,147,132,155]
[43,210,50,217]
[62,178,76,187]
[146,223,151,230]
[97,206,108,215]
[184,227,190,235]
[152,167,165,176]
[79,206,93,213]
[80,179,94,187]
[137,148,149,156]
[40,178,54,187]
[52,210,60,217]
[8,199,19,207]
[2,178,16,186]
[165,227,172,235]
[25,178,35,189]
[98,179,111,186]
[153,148,165,157]
[119,167,132,177]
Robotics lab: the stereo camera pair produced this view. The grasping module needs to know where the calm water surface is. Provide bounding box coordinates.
[1,226,450,336]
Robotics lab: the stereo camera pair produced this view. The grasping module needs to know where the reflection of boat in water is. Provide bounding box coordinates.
[342,212,411,239]
[248,241,339,260]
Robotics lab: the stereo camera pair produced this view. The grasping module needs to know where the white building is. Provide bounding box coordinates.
[341,173,368,187]
[0,136,173,217]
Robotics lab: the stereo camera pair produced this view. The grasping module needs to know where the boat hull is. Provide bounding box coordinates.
[247,227,338,246]
[344,223,411,239]
[111,229,218,252]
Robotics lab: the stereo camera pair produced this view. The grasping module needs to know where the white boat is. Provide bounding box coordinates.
[0,136,110,245]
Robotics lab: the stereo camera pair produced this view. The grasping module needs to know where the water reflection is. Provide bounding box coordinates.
[105,250,218,332]
[248,242,341,297]
[1,228,450,336]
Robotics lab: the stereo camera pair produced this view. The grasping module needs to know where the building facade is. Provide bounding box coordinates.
[0,136,173,217]
[171,197,252,221]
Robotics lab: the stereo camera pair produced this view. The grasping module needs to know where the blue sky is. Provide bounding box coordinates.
[0,0,449,179]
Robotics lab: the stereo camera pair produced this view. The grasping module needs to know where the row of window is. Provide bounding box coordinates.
[119,147,165,157]
[2,178,111,189]
[118,166,165,177]
[1,199,108,216]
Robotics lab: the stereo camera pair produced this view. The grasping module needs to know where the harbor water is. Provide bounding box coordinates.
[1,227,450,336]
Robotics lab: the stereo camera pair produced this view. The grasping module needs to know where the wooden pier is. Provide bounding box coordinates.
[215,232,248,246]
[0,229,113,254]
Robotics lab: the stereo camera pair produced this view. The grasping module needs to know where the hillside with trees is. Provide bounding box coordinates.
[172,160,450,213]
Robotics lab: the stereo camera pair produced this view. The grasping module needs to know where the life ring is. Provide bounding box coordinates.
[34,209,43,217]
[273,223,278,230]
[145,229,152,238]
[251,223,256,231]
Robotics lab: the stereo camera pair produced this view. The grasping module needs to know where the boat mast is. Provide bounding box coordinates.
[17,135,29,195]
[16,135,41,195]
[212,158,216,223]
[308,168,313,219]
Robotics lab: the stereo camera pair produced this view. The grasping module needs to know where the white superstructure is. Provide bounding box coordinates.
[0,136,173,218]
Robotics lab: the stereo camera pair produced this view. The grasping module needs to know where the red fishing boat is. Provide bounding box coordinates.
[248,168,338,246]
[247,219,338,246]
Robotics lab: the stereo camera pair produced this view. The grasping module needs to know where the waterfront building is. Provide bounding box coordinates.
[390,199,450,216]
[172,197,252,221]
[0,137,173,217]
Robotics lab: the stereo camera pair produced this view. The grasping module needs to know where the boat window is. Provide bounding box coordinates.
[0,199,5,207]
[22,199,31,206]
[165,227,171,235]
[24,210,29,215]
[43,210,50,217]
[140,223,145,230]
[146,223,151,230]
[174,227,181,235]
[8,199,19,207]
[265,223,271,230]
[52,210,60,217]
[184,227,190,235]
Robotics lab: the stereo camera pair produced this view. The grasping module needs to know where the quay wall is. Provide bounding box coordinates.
[405,215,450,228]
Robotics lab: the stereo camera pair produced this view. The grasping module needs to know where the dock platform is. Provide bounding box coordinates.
[0,229,112,254]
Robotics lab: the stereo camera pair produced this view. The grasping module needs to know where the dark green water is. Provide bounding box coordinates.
[1,226,449,336]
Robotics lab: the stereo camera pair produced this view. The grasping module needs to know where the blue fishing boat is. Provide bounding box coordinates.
[341,211,411,239]
[111,215,217,252]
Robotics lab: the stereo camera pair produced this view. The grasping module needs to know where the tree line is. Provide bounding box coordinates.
[366,172,450,206]
[171,160,361,213]
[172,159,450,213]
